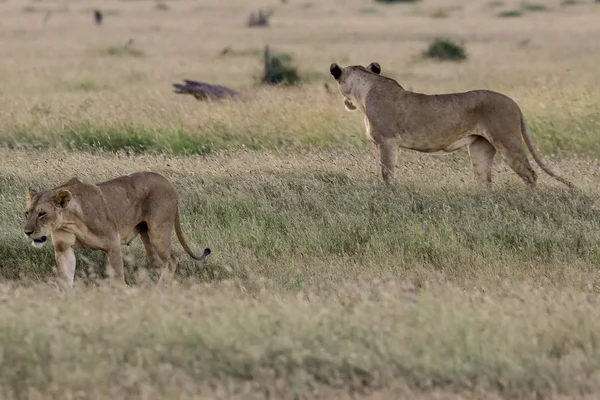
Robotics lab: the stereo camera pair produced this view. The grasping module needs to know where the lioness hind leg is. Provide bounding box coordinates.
[495,141,537,186]
[140,229,168,273]
[145,224,176,285]
[468,137,496,186]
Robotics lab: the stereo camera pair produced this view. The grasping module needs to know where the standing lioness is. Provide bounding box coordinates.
[329,62,573,189]
[23,172,211,288]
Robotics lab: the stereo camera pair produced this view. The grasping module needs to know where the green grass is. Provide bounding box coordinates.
[0,108,598,157]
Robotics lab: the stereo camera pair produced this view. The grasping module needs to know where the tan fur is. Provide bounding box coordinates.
[23,172,211,288]
[329,62,574,190]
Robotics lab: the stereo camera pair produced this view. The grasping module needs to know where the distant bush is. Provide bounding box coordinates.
[104,45,145,58]
[262,46,301,85]
[423,38,467,61]
[155,2,169,11]
[375,0,420,3]
[498,9,523,17]
[67,80,103,92]
[521,3,548,12]
[488,0,505,7]
[360,7,378,14]
[431,8,450,18]
[247,9,273,27]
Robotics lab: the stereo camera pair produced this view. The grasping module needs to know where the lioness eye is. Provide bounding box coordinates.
[38,212,46,218]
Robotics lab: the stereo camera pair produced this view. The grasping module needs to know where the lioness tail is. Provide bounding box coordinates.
[520,111,575,191]
[174,207,211,261]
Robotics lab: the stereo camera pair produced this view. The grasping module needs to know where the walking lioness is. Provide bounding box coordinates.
[329,62,573,189]
[23,172,211,288]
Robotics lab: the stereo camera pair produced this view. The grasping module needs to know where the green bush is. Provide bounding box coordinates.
[498,9,523,17]
[262,51,301,85]
[521,2,548,11]
[423,38,467,61]
[375,0,420,3]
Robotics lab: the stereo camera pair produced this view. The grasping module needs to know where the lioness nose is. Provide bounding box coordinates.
[24,230,33,236]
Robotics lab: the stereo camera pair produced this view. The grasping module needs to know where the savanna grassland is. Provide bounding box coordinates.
[1,0,600,398]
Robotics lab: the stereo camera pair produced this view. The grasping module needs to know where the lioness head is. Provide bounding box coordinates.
[24,188,72,248]
[329,62,381,111]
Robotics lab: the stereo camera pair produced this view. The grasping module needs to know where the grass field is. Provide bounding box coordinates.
[1,0,600,398]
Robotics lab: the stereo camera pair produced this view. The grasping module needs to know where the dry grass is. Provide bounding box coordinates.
[3,280,600,399]
[1,0,600,398]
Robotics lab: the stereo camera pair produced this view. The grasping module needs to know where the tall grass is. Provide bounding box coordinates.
[2,149,599,286]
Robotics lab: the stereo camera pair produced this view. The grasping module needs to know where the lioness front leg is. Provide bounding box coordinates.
[378,139,398,184]
[54,245,76,289]
[106,241,126,285]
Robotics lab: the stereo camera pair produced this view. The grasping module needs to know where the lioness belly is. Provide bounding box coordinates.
[418,135,478,154]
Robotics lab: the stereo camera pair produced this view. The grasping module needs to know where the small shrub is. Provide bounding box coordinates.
[498,9,523,17]
[155,2,169,11]
[560,0,579,5]
[521,3,548,12]
[375,0,420,3]
[104,45,145,58]
[431,8,450,18]
[360,7,378,14]
[247,9,273,27]
[67,80,102,92]
[488,0,505,7]
[22,6,37,13]
[423,38,466,61]
[263,51,301,85]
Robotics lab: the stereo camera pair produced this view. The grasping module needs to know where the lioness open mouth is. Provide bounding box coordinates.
[32,236,47,247]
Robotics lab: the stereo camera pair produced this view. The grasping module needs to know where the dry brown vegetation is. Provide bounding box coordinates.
[1,0,600,398]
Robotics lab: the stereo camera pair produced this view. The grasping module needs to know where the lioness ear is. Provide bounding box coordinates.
[367,62,381,75]
[54,190,72,208]
[330,63,342,80]
[27,188,37,202]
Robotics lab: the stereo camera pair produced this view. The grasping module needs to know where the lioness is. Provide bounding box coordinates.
[329,62,573,189]
[23,172,211,288]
